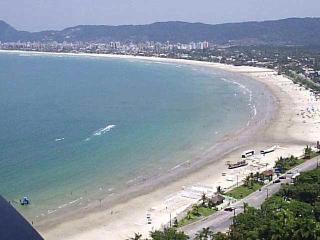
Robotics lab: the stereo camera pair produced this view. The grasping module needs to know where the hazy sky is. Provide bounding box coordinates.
[1,0,319,31]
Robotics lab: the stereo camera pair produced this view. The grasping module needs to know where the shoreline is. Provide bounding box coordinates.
[1,50,319,239]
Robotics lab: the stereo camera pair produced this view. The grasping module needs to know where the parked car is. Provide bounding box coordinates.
[279,176,286,179]
[224,207,235,212]
[273,179,281,183]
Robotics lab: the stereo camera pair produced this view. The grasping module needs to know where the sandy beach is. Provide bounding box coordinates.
[2,50,319,239]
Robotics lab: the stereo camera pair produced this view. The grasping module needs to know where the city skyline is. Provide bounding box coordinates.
[0,0,319,31]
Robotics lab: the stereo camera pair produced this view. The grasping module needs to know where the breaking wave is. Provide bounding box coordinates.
[221,78,256,118]
[85,124,116,141]
[93,125,116,136]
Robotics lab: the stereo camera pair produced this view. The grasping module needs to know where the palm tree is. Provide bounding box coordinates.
[243,202,249,213]
[187,210,192,220]
[192,204,200,216]
[173,217,179,228]
[195,231,204,240]
[128,232,143,240]
[201,193,207,207]
[208,197,215,209]
[150,227,189,240]
[212,232,229,240]
[244,176,250,187]
[304,145,312,159]
[195,227,213,240]
[217,186,223,194]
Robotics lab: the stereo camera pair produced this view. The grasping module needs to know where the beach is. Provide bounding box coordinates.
[2,51,319,239]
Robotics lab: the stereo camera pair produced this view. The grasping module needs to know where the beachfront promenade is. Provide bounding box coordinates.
[181,155,320,238]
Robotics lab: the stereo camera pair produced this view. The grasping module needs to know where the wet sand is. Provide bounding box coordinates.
[2,51,318,240]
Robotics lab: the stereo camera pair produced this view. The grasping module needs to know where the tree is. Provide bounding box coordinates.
[195,227,214,240]
[128,233,143,240]
[173,218,179,228]
[243,202,249,213]
[314,201,320,221]
[150,228,189,240]
[211,232,229,240]
[208,197,216,209]
[304,145,312,159]
[191,204,201,216]
[223,168,320,240]
[254,172,261,182]
[186,210,192,220]
[201,193,208,207]
[244,176,251,187]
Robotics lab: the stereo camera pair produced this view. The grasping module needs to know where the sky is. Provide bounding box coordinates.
[1,0,319,31]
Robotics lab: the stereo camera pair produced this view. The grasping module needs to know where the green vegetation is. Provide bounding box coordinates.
[128,228,189,240]
[286,71,320,93]
[304,145,320,159]
[194,227,216,240]
[1,18,320,46]
[275,147,319,173]
[209,167,320,240]
[129,150,320,239]
[178,205,216,227]
[225,183,262,199]
[225,172,264,199]
[150,228,189,240]
[177,193,219,227]
[275,155,305,173]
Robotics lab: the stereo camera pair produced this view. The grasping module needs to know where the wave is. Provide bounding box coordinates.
[126,176,146,186]
[55,137,65,142]
[45,196,83,216]
[169,160,190,172]
[85,124,116,141]
[93,125,116,136]
[222,78,256,118]
[19,54,32,57]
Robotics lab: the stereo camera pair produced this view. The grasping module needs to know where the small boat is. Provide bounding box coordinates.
[260,146,276,155]
[228,160,248,169]
[241,150,255,158]
[20,197,30,206]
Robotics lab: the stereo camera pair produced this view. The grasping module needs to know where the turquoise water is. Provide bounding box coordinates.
[0,52,255,220]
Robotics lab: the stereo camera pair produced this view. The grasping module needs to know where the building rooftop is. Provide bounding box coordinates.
[0,195,44,240]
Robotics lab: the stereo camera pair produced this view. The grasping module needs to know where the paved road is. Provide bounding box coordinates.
[182,155,320,238]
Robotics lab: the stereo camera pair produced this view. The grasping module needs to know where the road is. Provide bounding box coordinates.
[181,155,320,238]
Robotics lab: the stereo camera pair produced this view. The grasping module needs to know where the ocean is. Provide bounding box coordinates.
[0,52,260,221]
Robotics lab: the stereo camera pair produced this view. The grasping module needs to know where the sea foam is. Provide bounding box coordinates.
[93,125,116,136]
[222,78,256,118]
[85,124,116,141]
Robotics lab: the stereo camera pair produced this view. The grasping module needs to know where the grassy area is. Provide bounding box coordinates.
[225,183,263,199]
[178,206,216,227]
[283,158,305,171]
[215,167,320,239]
[275,152,319,173]
[292,158,305,165]
[309,151,320,159]
[226,151,319,200]
[177,151,320,228]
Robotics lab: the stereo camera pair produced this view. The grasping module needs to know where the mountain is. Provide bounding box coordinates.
[0,18,320,46]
